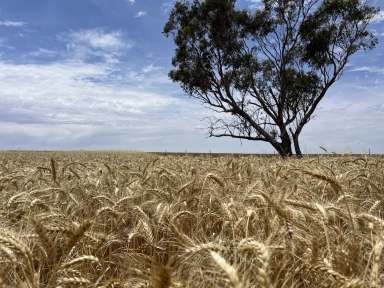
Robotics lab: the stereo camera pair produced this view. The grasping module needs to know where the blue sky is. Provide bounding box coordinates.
[0,0,383,153]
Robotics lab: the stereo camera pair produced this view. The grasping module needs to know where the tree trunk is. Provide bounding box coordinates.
[272,135,293,157]
[279,126,293,157]
[289,127,303,158]
[280,140,293,157]
[293,134,303,158]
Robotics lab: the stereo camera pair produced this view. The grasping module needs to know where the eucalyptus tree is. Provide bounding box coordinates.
[164,0,378,156]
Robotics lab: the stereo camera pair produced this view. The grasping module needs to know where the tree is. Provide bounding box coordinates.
[163,0,378,157]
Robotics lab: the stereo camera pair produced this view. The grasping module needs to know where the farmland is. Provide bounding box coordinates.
[0,151,383,287]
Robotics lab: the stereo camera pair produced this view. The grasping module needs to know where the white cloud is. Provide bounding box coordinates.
[26,48,58,59]
[0,62,175,117]
[351,66,384,74]
[302,96,384,154]
[135,11,147,18]
[246,0,263,9]
[0,61,206,150]
[142,64,162,73]
[372,11,384,23]
[63,29,132,63]
[126,0,135,4]
[67,29,126,52]
[0,57,383,152]
[0,20,26,27]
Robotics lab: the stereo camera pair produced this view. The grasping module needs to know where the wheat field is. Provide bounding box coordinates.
[0,151,383,287]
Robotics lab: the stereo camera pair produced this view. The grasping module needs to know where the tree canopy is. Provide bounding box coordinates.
[164,0,378,156]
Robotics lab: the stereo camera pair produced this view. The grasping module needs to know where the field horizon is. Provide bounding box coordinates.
[1,150,383,157]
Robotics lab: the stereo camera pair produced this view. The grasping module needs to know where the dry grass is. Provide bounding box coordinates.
[0,151,383,287]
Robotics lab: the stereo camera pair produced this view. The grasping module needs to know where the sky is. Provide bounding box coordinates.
[0,0,383,154]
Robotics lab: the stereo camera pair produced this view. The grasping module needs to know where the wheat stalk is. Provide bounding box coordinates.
[210,251,242,288]
[370,238,384,288]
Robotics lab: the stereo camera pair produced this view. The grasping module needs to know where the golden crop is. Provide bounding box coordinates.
[0,151,383,287]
